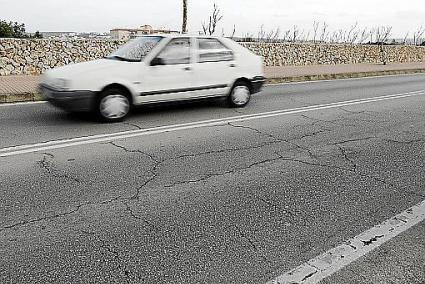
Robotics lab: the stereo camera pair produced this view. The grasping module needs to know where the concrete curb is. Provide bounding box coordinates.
[0,92,43,104]
[265,68,425,84]
[0,68,425,105]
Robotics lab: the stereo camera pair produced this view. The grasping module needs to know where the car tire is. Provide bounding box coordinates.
[227,81,251,108]
[96,88,131,122]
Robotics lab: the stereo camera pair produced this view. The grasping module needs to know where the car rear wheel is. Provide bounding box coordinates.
[228,81,251,108]
[97,89,131,122]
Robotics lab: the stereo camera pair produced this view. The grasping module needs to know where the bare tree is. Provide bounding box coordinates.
[236,21,409,47]
[320,22,329,43]
[413,26,425,45]
[241,32,254,42]
[335,29,345,43]
[329,31,339,43]
[182,0,188,34]
[230,24,236,39]
[282,29,291,42]
[375,26,392,43]
[347,22,359,44]
[265,27,280,42]
[369,28,375,44]
[403,32,409,45]
[358,28,369,44]
[374,26,392,65]
[302,30,311,43]
[257,24,266,42]
[266,29,274,42]
[272,27,281,42]
[312,21,320,43]
[292,25,299,42]
[201,3,223,36]
[256,25,281,43]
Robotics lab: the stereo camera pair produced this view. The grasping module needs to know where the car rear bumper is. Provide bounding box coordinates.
[251,76,266,93]
[39,84,96,112]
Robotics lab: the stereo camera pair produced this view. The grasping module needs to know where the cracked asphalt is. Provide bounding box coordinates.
[1,74,425,283]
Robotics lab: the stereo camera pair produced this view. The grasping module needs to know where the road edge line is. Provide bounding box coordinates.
[266,200,425,284]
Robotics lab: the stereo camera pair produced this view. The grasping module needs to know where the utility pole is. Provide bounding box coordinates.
[182,0,188,34]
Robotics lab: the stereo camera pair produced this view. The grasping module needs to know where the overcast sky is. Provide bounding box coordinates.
[1,0,424,37]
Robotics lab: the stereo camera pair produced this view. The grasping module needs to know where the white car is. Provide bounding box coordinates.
[39,35,266,122]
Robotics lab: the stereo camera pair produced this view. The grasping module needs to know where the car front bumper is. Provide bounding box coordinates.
[39,84,96,112]
[251,76,266,93]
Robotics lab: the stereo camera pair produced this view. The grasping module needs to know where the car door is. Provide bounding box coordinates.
[137,37,196,104]
[192,38,236,98]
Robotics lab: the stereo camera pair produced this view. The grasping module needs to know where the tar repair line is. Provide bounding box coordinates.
[0,89,424,158]
[266,200,425,284]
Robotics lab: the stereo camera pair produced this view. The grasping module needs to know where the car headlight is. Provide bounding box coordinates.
[52,78,70,90]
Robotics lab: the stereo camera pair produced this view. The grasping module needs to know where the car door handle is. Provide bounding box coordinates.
[229,64,237,68]
[183,67,192,71]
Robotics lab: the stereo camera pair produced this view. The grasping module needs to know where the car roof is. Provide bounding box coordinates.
[135,34,247,55]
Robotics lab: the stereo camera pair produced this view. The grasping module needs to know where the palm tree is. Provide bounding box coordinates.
[182,0,187,34]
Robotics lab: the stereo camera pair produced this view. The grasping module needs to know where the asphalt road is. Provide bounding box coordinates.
[1,74,425,284]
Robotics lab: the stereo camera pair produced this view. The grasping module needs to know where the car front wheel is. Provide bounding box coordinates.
[228,81,251,108]
[97,89,131,122]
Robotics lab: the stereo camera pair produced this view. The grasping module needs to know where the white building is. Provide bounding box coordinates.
[110,25,179,40]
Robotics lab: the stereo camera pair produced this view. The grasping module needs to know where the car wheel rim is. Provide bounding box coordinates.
[99,94,130,119]
[232,86,250,105]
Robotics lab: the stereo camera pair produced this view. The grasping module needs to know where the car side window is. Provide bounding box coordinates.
[198,38,234,63]
[154,38,191,65]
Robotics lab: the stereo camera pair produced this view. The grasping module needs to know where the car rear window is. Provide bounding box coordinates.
[197,38,234,63]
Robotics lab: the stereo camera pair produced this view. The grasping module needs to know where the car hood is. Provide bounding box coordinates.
[45,59,123,79]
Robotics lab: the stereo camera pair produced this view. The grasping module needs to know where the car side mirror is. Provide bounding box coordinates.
[151,57,165,66]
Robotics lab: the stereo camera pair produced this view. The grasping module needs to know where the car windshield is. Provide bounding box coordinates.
[107,36,163,62]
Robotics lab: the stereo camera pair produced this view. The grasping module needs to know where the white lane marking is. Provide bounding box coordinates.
[0,101,47,107]
[0,90,424,158]
[268,71,425,86]
[266,200,425,284]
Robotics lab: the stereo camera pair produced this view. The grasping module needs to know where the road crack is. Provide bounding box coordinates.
[301,114,356,127]
[382,138,425,145]
[1,198,123,233]
[80,230,132,283]
[228,122,321,160]
[336,144,357,171]
[2,203,88,232]
[164,155,283,188]
[338,107,367,115]
[123,202,158,231]
[37,153,81,183]
[277,154,396,188]
[109,141,159,163]
[234,225,272,264]
[123,122,143,130]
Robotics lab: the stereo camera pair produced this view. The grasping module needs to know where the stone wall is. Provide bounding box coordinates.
[244,43,425,66]
[1,39,425,76]
[0,39,124,76]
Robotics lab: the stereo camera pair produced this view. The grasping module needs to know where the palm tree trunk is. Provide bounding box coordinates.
[182,0,188,34]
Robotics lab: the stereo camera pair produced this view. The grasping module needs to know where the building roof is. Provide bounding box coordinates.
[110,28,142,32]
[135,33,225,39]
